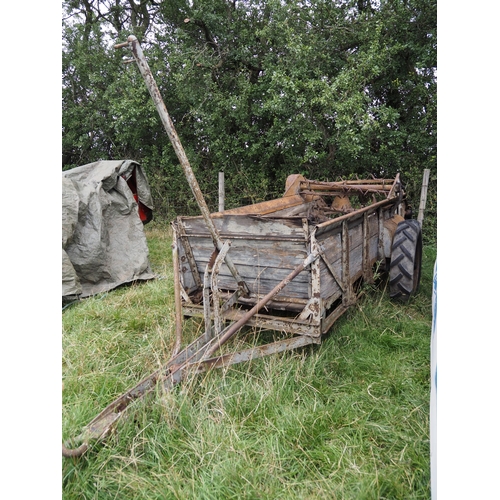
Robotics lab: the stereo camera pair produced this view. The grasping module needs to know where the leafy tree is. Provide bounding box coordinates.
[62,0,436,240]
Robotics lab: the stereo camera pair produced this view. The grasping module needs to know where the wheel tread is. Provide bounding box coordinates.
[388,220,422,302]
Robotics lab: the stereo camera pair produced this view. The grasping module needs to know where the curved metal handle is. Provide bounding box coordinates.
[62,442,88,458]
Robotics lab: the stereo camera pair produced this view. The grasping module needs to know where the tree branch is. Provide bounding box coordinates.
[184,18,219,52]
[128,0,151,40]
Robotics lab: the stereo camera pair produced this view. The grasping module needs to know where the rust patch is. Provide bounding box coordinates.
[284,174,306,196]
[384,214,404,238]
[308,302,320,313]
[212,194,305,216]
[331,195,353,212]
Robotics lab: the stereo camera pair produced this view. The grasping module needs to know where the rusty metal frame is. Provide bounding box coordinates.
[63,248,321,456]
[297,230,322,326]
[63,179,403,456]
[175,220,203,291]
[63,38,409,458]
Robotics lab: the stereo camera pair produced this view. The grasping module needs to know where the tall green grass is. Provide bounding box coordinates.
[63,223,436,499]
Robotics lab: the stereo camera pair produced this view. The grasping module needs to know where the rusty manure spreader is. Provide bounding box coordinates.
[62,36,424,458]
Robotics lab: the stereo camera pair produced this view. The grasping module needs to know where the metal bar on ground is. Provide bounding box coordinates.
[188,335,317,375]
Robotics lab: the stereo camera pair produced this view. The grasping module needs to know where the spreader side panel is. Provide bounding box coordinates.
[316,212,380,300]
[177,214,311,300]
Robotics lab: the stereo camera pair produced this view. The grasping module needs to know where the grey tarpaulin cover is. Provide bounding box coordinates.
[62,160,155,300]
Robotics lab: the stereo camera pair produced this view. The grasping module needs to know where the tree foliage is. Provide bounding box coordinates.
[62,0,436,239]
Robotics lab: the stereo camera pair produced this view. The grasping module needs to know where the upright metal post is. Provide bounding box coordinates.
[116,35,249,296]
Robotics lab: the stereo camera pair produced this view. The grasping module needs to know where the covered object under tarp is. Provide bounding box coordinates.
[62,160,156,301]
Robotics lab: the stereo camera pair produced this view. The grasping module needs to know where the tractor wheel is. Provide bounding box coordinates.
[389,219,422,301]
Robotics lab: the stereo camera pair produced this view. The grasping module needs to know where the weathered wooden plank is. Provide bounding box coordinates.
[320,234,379,279]
[203,261,311,285]
[315,198,394,237]
[317,232,379,300]
[180,214,307,240]
[178,241,311,298]
[178,228,311,298]
[184,236,309,271]
[317,214,378,256]
[206,234,379,301]
[318,268,342,300]
[179,208,382,303]
[216,275,310,299]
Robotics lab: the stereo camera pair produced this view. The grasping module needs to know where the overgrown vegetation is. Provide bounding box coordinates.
[62,0,437,243]
[62,226,436,499]
[62,3,436,494]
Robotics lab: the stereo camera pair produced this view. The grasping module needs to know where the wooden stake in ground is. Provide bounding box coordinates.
[418,169,431,226]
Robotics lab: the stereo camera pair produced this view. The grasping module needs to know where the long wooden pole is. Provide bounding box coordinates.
[218,171,225,212]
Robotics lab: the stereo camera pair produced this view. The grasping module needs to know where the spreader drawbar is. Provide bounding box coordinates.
[63,251,319,457]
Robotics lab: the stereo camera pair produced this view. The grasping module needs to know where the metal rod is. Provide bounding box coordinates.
[341,220,355,307]
[204,252,318,358]
[189,335,316,374]
[316,196,396,233]
[212,241,231,335]
[300,184,392,192]
[362,212,373,283]
[301,178,395,187]
[175,221,202,288]
[203,262,212,338]
[171,239,183,356]
[117,35,249,296]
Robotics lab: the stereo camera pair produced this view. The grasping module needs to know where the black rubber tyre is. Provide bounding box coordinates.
[389,219,422,301]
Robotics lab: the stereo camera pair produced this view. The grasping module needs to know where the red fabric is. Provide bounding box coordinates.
[124,169,153,224]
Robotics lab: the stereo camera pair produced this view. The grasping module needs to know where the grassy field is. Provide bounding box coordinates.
[62,223,436,499]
